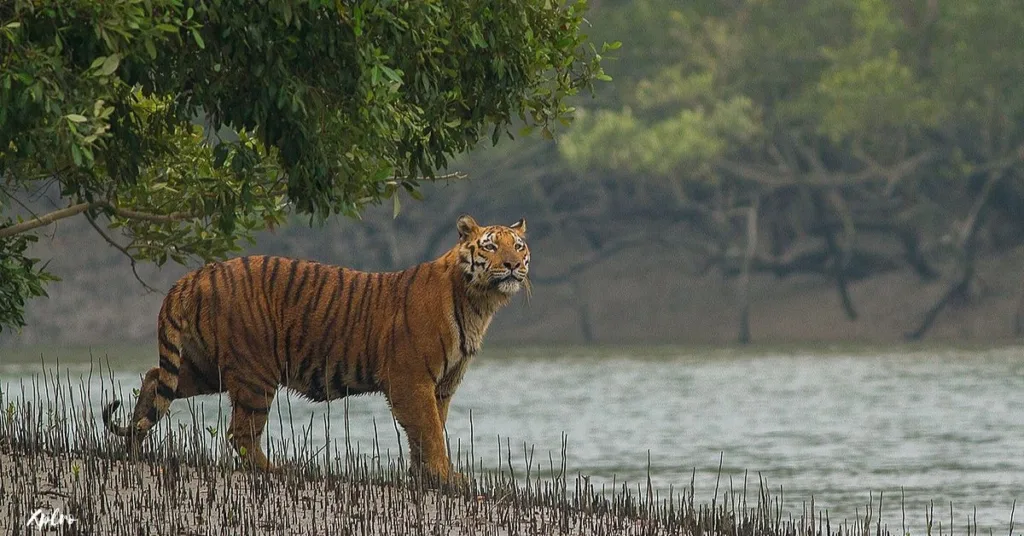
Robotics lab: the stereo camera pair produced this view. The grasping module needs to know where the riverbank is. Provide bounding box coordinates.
[0,445,937,536]
[5,206,1024,348]
[0,441,766,536]
[0,380,957,536]
[1,448,556,535]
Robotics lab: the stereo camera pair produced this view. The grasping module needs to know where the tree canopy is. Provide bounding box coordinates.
[559,0,1024,340]
[0,0,609,332]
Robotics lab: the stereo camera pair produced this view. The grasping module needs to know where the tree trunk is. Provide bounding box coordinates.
[572,278,595,344]
[907,171,1004,340]
[737,201,759,345]
[1014,274,1024,337]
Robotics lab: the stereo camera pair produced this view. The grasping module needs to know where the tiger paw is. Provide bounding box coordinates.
[409,466,471,491]
[443,470,471,491]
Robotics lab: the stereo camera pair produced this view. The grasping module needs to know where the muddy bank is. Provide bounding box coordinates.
[0,384,923,536]
[1,448,535,536]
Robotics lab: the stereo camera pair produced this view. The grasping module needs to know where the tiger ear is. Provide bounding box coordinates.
[510,218,527,237]
[457,215,480,240]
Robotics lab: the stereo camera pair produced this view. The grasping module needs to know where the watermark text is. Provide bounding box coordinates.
[26,508,77,530]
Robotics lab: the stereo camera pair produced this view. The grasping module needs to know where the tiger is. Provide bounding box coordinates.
[102,215,529,484]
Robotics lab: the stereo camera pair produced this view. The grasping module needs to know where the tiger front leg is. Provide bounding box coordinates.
[387,383,462,487]
[226,375,278,472]
[437,394,452,427]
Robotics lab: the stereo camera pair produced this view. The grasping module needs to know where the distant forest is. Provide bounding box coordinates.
[6,0,1024,347]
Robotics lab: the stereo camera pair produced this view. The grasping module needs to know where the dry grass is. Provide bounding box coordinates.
[0,362,1014,536]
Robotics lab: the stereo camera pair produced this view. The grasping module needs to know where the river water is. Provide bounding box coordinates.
[2,345,1022,532]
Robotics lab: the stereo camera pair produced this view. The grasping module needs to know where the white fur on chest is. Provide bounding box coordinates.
[443,305,493,374]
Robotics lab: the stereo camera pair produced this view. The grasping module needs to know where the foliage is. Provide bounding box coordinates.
[0,0,608,332]
[0,234,54,332]
[555,0,1024,338]
[562,0,1024,246]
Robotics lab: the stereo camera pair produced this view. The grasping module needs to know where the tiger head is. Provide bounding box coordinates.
[456,215,530,296]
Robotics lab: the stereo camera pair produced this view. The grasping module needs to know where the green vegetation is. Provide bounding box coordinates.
[558,0,1024,341]
[6,0,1024,344]
[0,0,609,332]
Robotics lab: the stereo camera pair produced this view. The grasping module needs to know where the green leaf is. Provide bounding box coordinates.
[97,54,121,76]
[392,194,401,219]
[0,0,610,333]
[70,144,82,166]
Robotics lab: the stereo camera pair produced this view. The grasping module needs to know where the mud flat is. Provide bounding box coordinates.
[0,378,1002,536]
[3,446,616,535]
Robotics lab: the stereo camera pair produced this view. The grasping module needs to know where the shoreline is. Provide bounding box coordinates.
[0,445,719,536]
[1,374,1018,535]
[8,232,1024,349]
[1,440,1011,536]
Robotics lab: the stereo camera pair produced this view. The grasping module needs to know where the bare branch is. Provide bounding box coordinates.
[907,169,1006,340]
[102,203,195,224]
[718,149,937,192]
[390,171,470,183]
[766,140,792,172]
[531,232,673,285]
[880,150,937,194]
[424,171,469,181]
[0,199,202,239]
[0,202,93,238]
[0,188,43,222]
[737,199,760,344]
[84,212,158,293]
[792,135,826,174]
[959,169,1005,247]
[968,142,1024,176]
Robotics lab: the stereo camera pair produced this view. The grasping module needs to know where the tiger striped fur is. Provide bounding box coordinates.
[102,215,530,484]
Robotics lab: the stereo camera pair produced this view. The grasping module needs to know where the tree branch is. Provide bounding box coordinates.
[423,171,469,181]
[84,212,158,293]
[0,200,198,239]
[531,232,673,285]
[390,171,470,183]
[737,200,759,344]
[717,149,937,191]
[102,203,195,224]
[906,170,1006,340]
[0,188,43,222]
[813,190,858,320]
[0,202,93,238]
[717,160,876,188]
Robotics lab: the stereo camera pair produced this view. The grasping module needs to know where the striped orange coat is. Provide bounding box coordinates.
[103,215,529,483]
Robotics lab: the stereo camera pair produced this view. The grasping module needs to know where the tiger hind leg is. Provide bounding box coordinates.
[104,317,186,441]
[106,366,162,456]
[102,339,220,457]
[226,373,278,472]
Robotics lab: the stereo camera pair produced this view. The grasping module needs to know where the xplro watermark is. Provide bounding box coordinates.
[26,508,77,530]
